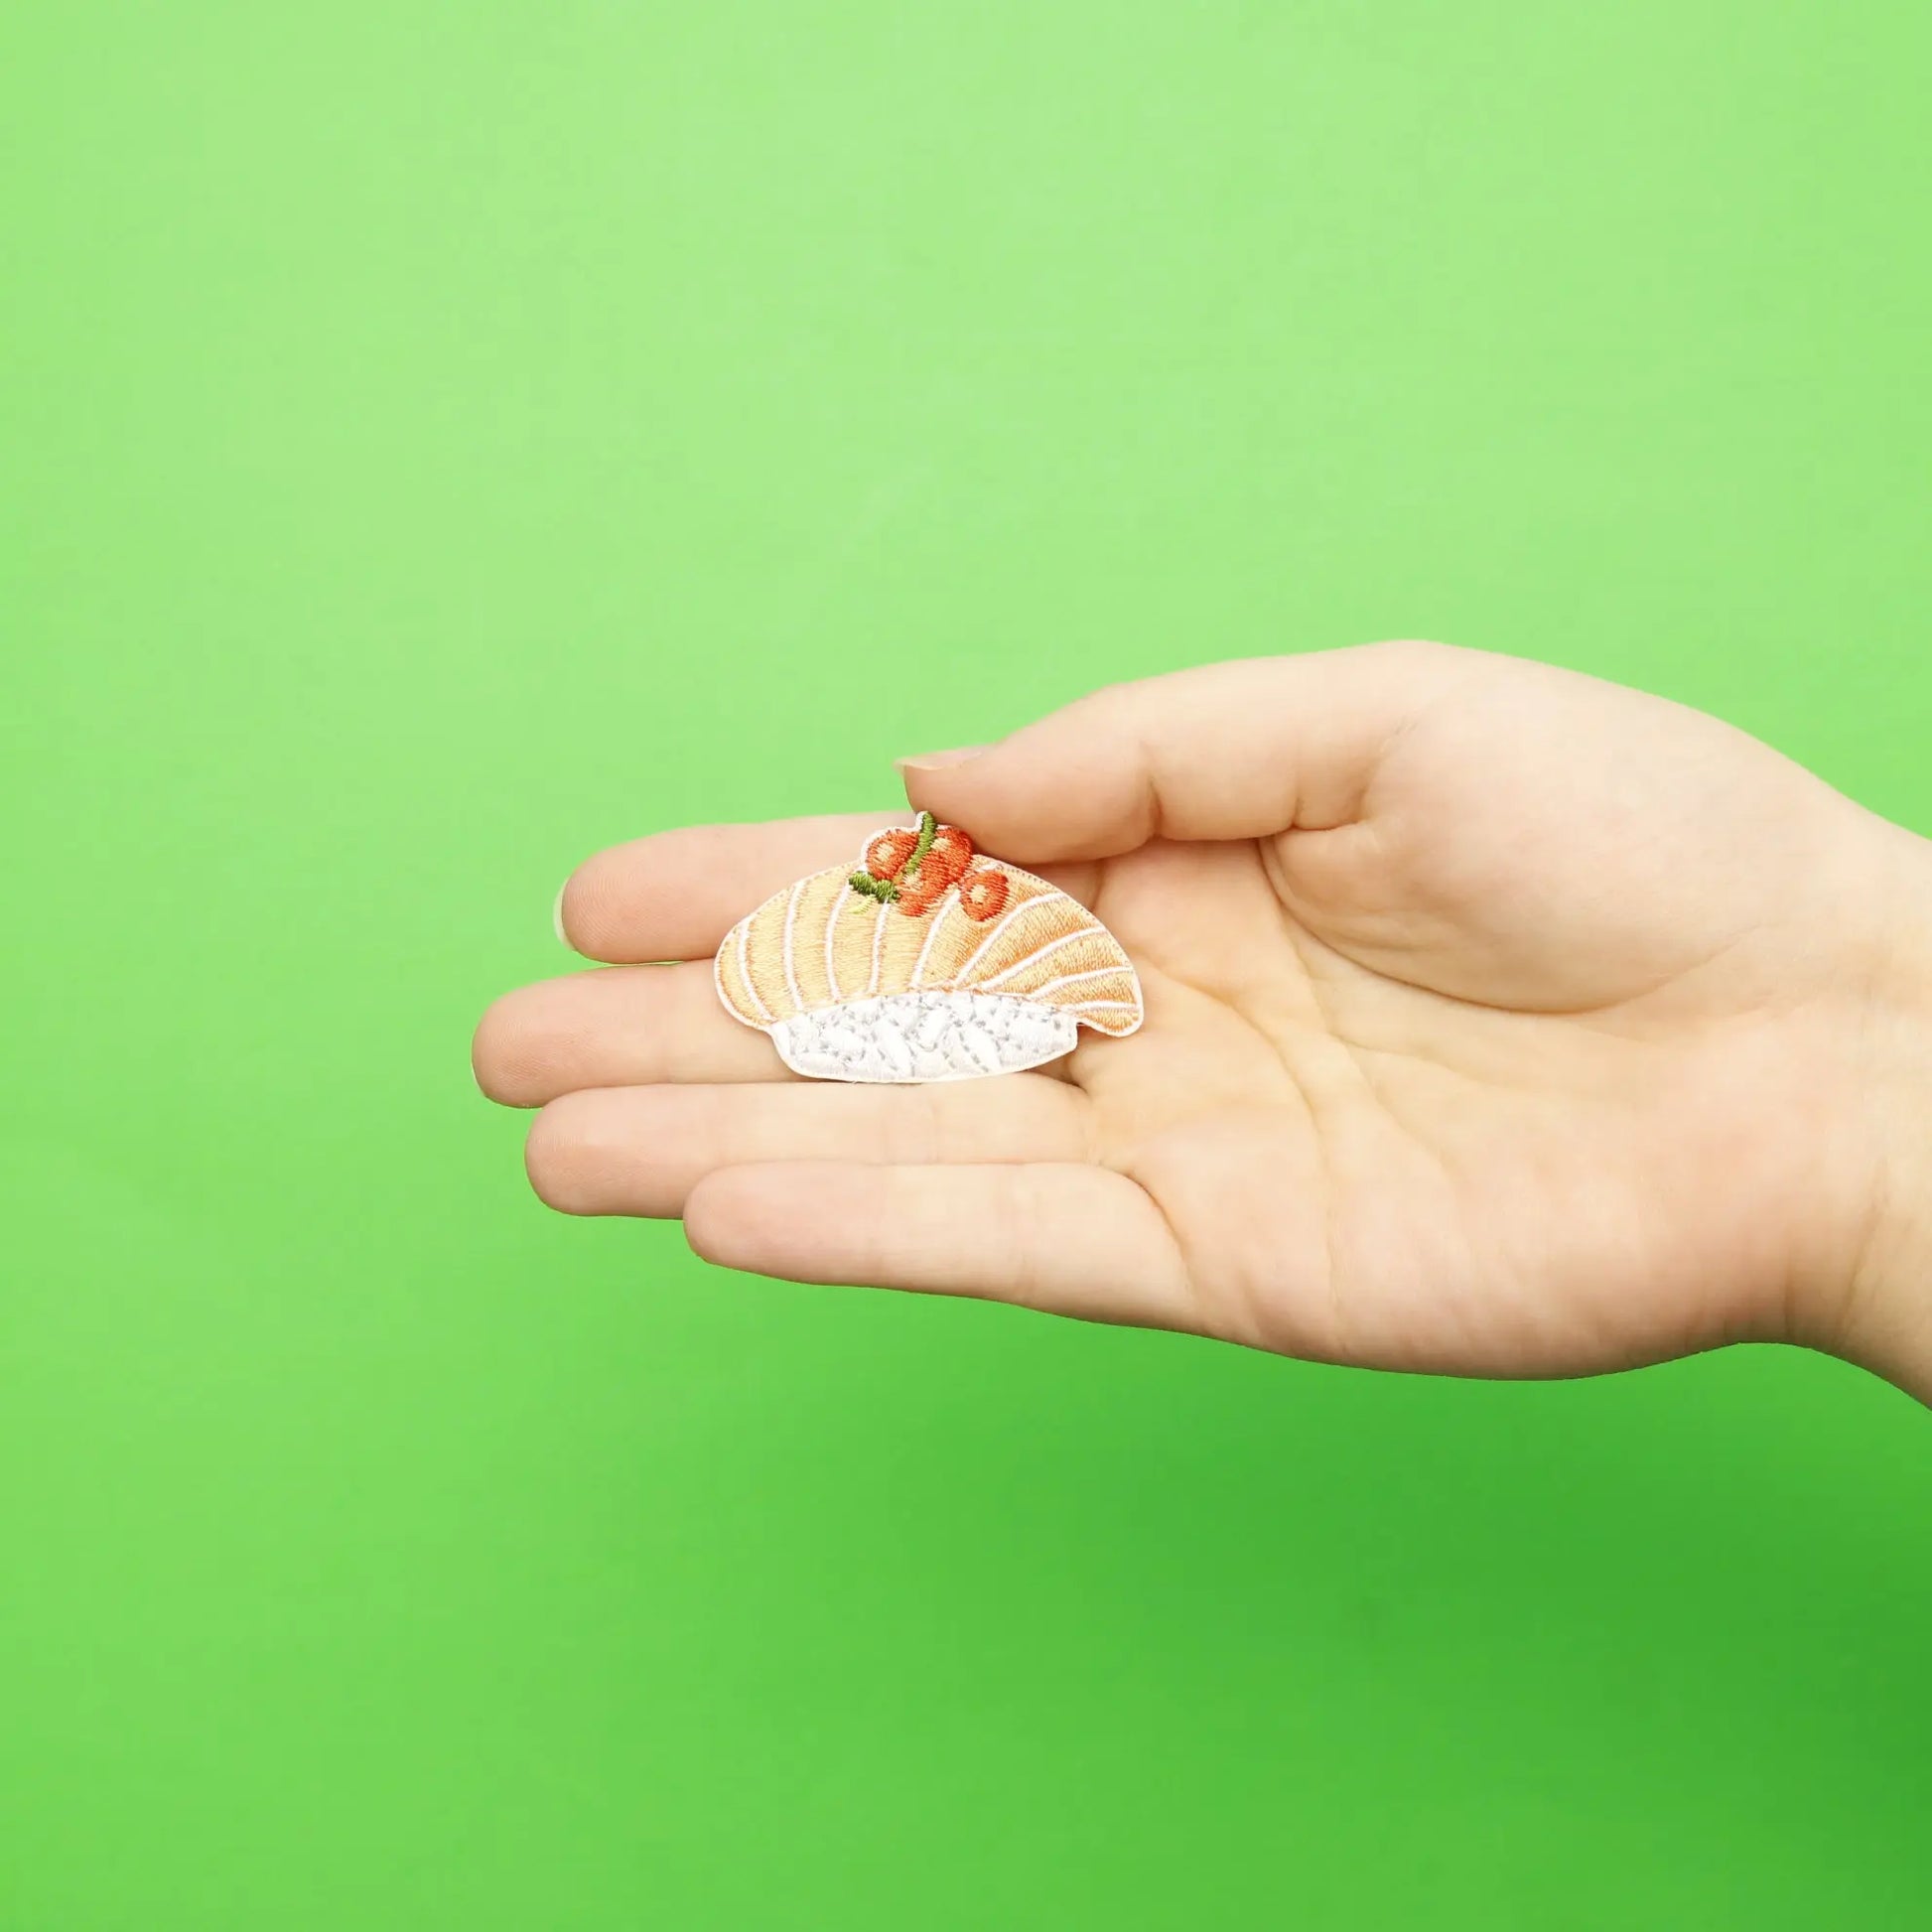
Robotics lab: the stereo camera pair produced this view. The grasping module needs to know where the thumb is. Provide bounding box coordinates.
[897,641,1482,864]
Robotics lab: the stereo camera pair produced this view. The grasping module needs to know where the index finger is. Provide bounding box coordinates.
[558,813,904,962]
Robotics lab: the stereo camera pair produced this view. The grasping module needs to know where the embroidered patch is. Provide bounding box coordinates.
[715,813,1144,1083]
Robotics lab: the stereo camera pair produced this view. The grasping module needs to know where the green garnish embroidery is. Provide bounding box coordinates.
[902,810,939,880]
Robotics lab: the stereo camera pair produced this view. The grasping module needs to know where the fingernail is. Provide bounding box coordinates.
[895,746,985,775]
[552,884,572,948]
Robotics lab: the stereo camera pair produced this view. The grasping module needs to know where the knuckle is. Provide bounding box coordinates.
[1367,636,1468,676]
[1082,675,1152,722]
[1000,1168,1050,1310]
[909,1083,950,1166]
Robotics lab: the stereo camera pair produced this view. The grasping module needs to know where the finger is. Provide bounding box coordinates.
[473,964,786,1104]
[559,813,1100,963]
[897,640,1490,863]
[684,1162,1191,1329]
[524,1077,1090,1216]
[559,813,902,962]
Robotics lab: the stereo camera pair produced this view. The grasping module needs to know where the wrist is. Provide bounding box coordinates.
[1834,825,1932,1401]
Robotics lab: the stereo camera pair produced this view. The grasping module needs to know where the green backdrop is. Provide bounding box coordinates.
[5,3,1928,1926]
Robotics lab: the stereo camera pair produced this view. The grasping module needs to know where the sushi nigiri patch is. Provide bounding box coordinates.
[715,813,1143,1083]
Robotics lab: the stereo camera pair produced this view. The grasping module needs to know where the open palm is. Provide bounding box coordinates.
[475,643,1909,1377]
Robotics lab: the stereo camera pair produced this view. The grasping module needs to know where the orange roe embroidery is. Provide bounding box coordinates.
[896,874,948,916]
[919,824,975,894]
[865,828,919,881]
[848,811,978,914]
[957,867,1010,923]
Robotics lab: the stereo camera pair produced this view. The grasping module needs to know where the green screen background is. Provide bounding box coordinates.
[5,4,1928,1925]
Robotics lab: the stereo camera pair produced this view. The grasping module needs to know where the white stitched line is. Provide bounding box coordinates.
[1025,965,1131,1002]
[738,915,773,1025]
[865,898,889,996]
[907,892,957,989]
[1068,999,1140,1012]
[951,892,1050,984]
[780,880,806,1014]
[824,890,842,1005]
[979,925,1093,990]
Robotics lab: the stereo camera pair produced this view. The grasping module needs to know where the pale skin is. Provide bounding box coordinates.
[473,642,1932,1401]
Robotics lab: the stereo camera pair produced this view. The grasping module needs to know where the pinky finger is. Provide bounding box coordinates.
[683,1162,1193,1332]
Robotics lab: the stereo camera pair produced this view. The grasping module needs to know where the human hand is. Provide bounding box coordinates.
[474,643,1932,1395]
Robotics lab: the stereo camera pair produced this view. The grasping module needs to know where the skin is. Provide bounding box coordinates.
[473,642,1932,1400]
